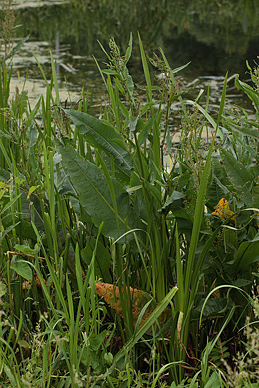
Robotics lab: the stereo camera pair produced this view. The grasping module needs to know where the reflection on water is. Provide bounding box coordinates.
[3,0,259,110]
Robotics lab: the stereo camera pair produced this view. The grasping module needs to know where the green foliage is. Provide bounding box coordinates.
[1,23,259,387]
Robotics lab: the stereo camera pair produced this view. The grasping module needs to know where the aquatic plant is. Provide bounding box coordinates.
[1,19,259,386]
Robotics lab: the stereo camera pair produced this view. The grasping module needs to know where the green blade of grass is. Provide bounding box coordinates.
[111,286,178,367]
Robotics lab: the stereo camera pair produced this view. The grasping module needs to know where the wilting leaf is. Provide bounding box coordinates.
[95,282,172,329]
[212,198,235,223]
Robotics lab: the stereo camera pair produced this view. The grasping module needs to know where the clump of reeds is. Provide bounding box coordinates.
[0,0,15,62]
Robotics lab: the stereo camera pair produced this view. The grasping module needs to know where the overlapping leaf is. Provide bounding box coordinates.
[64,109,133,174]
[220,148,253,205]
[58,143,143,241]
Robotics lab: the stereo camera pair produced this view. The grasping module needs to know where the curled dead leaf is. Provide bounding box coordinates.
[95,282,172,330]
[212,198,235,223]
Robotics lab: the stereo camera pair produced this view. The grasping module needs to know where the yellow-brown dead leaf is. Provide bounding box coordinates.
[95,282,172,330]
[212,198,235,223]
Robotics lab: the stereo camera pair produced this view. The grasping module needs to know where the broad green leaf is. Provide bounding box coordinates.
[81,237,112,283]
[90,331,107,351]
[204,371,223,388]
[26,126,38,150]
[220,148,253,204]
[159,47,190,77]
[144,181,161,202]
[27,185,39,200]
[232,279,251,287]
[206,175,227,211]
[126,75,134,99]
[1,194,22,215]
[158,191,185,214]
[101,69,122,78]
[137,113,157,146]
[99,151,131,184]
[233,239,259,272]
[14,244,38,256]
[0,281,7,297]
[17,340,31,350]
[170,61,191,75]
[64,109,133,172]
[10,260,32,282]
[59,144,143,241]
[193,297,233,320]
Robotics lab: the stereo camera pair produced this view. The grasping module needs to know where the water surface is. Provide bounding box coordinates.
[6,0,259,111]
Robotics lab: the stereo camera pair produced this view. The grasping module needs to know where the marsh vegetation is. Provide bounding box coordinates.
[1,1,259,387]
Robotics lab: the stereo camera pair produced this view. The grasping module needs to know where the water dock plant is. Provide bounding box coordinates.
[1,19,259,386]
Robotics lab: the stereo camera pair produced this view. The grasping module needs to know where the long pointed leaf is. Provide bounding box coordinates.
[185,100,223,140]
[235,76,259,111]
[138,33,152,103]
[223,117,259,140]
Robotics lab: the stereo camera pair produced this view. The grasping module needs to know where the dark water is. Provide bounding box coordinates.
[6,0,259,109]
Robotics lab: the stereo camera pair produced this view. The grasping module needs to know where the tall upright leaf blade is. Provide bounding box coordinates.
[217,71,228,128]
[4,36,29,62]
[64,109,133,171]
[138,34,152,103]
[111,286,178,367]
[185,100,223,140]
[99,151,131,185]
[184,139,214,296]
[125,33,133,64]
[184,73,228,299]
[58,144,142,241]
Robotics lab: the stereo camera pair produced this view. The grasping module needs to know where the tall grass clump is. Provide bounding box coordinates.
[1,8,259,384]
[54,35,259,385]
